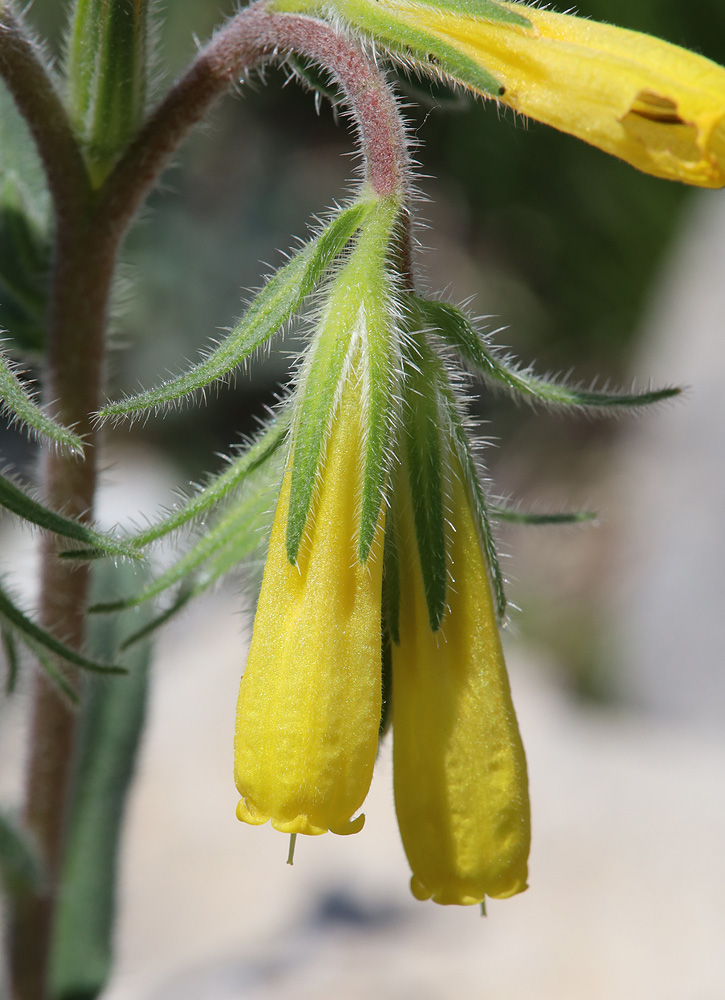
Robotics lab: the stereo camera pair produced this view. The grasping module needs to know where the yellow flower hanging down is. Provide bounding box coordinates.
[234,366,385,837]
[343,0,725,187]
[392,454,530,905]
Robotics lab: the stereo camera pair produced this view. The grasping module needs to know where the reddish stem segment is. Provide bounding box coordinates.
[99,3,410,237]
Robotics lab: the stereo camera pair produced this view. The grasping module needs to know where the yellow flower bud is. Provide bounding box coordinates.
[392,458,530,905]
[234,365,385,837]
[373,0,725,187]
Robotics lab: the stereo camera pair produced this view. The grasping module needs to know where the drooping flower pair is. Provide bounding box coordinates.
[233,194,531,905]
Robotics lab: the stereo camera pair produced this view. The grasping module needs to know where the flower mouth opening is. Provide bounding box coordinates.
[620,89,701,164]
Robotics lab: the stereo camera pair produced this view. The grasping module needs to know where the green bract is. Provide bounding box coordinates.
[66,0,150,185]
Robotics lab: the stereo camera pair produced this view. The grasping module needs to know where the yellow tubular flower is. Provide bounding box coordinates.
[234,366,385,837]
[374,0,725,187]
[392,458,530,905]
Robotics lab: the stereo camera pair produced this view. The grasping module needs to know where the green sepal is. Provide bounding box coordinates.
[49,563,153,1000]
[0,469,139,558]
[0,347,85,454]
[276,0,518,97]
[65,0,150,186]
[417,296,681,411]
[2,625,19,695]
[491,504,597,525]
[399,333,447,632]
[437,376,508,623]
[381,500,400,645]
[98,202,374,423]
[0,812,44,899]
[359,286,397,563]
[0,583,126,678]
[410,0,529,25]
[286,197,398,565]
[378,628,393,739]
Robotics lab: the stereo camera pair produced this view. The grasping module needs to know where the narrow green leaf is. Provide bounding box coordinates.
[401,336,447,631]
[91,487,274,612]
[491,505,597,525]
[0,584,125,675]
[0,347,85,454]
[287,54,341,104]
[65,0,106,134]
[128,411,289,548]
[0,470,139,557]
[2,625,19,694]
[438,379,507,623]
[0,812,44,899]
[98,202,374,422]
[49,563,153,1000]
[418,296,681,410]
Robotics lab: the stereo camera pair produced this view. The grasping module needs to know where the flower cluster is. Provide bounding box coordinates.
[233,195,531,905]
[232,189,674,906]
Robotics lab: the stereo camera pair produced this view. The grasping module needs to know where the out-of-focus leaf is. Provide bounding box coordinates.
[49,563,153,1000]
[0,812,43,899]
[0,583,125,678]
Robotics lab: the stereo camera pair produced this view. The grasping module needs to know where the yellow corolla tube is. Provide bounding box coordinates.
[365,0,725,187]
[392,458,530,905]
[234,368,385,837]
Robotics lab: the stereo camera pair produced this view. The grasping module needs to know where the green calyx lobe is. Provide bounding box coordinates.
[272,0,530,97]
[286,196,401,567]
[399,330,447,632]
[402,296,508,625]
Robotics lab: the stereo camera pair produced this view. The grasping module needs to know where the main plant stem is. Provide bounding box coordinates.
[9,200,122,998]
[1,3,411,997]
